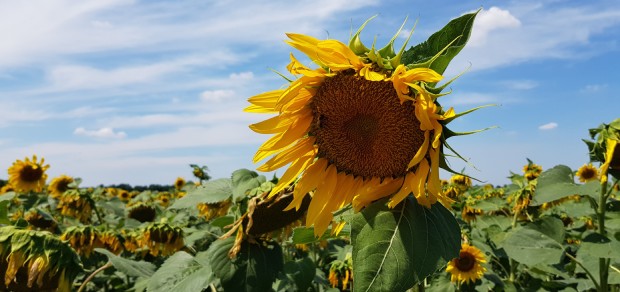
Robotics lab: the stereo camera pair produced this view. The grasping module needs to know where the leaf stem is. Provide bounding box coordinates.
[565,252,601,291]
[599,180,609,292]
[77,261,113,292]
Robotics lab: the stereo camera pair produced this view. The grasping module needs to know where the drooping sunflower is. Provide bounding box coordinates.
[576,163,599,183]
[0,226,82,292]
[7,155,50,193]
[127,202,157,223]
[60,225,103,257]
[138,222,184,257]
[446,243,487,285]
[523,160,543,181]
[247,20,470,236]
[57,190,94,224]
[197,200,231,221]
[48,174,75,198]
[461,205,482,223]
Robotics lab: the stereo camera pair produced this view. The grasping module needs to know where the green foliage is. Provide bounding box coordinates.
[95,248,156,278]
[208,237,284,292]
[169,178,232,209]
[146,251,213,292]
[402,11,478,75]
[350,197,460,292]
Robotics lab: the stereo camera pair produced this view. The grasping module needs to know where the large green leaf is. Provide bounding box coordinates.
[401,11,478,74]
[500,227,564,266]
[95,248,156,278]
[147,251,213,292]
[350,197,460,292]
[527,216,565,244]
[291,226,351,244]
[472,197,507,212]
[534,165,601,205]
[208,237,284,291]
[231,169,266,200]
[283,257,315,292]
[169,178,232,209]
[578,233,620,260]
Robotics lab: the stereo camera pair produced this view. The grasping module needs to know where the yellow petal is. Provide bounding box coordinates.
[284,159,328,211]
[353,177,403,211]
[408,130,430,169]
[601,138,618,183]
[269,153,315,197]
[388,173,413,208]
[244,104,278,113]
[247,89,284,108]
[257,137,316,171]
[306,164,338,226]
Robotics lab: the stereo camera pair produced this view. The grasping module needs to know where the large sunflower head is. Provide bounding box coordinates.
[446,243,487,285]
[246,19,476,236]
[57,191,94,224]
[137,222,184,257]
[7,155,50,193]
[48,174,75,198]
[584,118,620,182]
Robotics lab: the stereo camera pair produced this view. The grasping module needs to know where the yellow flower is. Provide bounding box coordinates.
[48,174,74,198]
[174,177,186,190]
[461,206,482,223]
[197,200,231,221]
[247,22,460,236]
[57,191,93,224]
[127,202,157,223]
[138,222,184,257]
[118,189,131,201]
[576,163,599,183]
[523,161,543,181]
[0,183,15,194]
[60,226,103,257]
[446,244,487,284]
[7,155,50,193]
[451,174,472,188]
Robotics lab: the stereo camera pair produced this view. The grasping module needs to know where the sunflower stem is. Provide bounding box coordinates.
[77,261,113,292]
[598,180,609,292]
[565,252,601,291]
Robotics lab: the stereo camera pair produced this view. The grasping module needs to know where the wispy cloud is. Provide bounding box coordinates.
[501,80,538,90]
[74,127,127,139]
[538,122,558,130]
[581,84,608,93]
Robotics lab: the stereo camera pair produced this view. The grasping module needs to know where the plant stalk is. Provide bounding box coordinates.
[599,181,609,292]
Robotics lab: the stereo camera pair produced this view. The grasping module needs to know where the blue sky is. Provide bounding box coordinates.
[1,0,618,186]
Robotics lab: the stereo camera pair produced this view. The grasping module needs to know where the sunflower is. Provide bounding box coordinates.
[0,184,15,195]
[601,138,619,183]
[48,174,75,198]
[197,200,231,221]
[7,155,50,193]
[461,206,482,223]
[446,243,487,285]
[99,231,124,254]
[138,222,184,257]
[57,191,93,224]
[174,177,186,191]
[575,163,599,183]
[451,174,472,189]
[127,202,157,223]
[25,209,58,232]
[247,20,467,236]
[118,189,131,202]
[328,254,353,290]
[523,161,543,181]
[0,226,82,292]
[60,225,103,257]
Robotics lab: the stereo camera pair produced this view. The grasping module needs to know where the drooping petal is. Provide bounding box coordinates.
[268,153,316,197]
[285,159,328,211]
[257,137,316,171]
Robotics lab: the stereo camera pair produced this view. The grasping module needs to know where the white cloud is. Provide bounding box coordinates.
[501,80,538,90]
[538,122,558,130]
[74,127,127,139]
[469,7,521,47]
[581,84,607,93]
[448,4,620,74]
[200,89,236,102]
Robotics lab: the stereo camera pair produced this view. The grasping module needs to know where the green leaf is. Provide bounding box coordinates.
[472,197,506,212]
[231,169,266,200]
[401,11,478,74]
[169,178,232,209]
[0,201,10,225]
[283,257,316,291]
[208,237,284,292]
[500,227,564,266]
[475,215,512,231]
[579,233,620,259]
[350,197,460,292]
[95,248,156,278]
[532,165,577,205]
[527,216,566,244]
[146,251,213,292]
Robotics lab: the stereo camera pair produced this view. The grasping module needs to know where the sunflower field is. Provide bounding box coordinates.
[1,11,620,292]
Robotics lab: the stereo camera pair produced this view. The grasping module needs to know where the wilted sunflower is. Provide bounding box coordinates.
[57,191,94,223]
[451,174,472,189]
[7,155,50,193]
[138,222,184,257]
[99,231,124,254]
[25,208,58,233]
[446,243,487,285]
[576,163,599,183]
[1,226,82,292]
[461,206,482,223]
[127,202,157,223]
[48,174,75,198]
[197,200,231,221]
[247,19,474,236]
[328,254,353,290]
[0,183,15,194]
[523,160,543,181]
[60,225,103,257]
